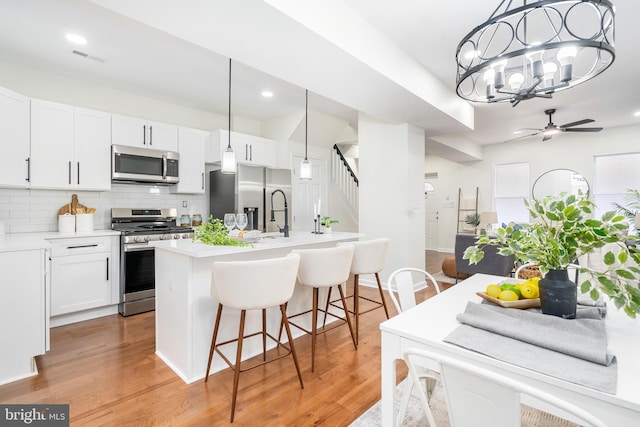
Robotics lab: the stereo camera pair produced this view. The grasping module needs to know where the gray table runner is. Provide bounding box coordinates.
[444,302,617,393]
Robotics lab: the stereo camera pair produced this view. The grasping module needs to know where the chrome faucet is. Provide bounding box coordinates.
[270,189,289,237]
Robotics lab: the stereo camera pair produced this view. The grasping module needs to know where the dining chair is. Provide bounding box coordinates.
[386,267,441,314]
[403,347,607,427]
[204,253,304,423]
[387,268,442,426]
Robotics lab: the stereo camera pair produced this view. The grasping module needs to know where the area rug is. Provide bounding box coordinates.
[431,271,457,285]
[349,379,579,427]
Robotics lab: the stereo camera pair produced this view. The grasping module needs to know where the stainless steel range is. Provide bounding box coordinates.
[111,208,193,316]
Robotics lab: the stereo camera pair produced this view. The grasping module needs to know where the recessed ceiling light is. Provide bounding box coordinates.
[66,33,87,45]
[634,111,640,117]
[261,91,273,98]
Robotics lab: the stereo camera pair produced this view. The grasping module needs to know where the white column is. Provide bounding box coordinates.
[358,113,426,281]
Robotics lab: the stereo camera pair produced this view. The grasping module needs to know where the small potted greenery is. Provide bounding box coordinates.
[320,216,339,233]
[464,213,481,233]
[463,192,640,318]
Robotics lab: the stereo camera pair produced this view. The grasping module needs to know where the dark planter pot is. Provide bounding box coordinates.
[539,269,577,319]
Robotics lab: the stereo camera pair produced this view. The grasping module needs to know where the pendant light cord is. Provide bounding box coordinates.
[228,58,232,149]
[305,89,308,160]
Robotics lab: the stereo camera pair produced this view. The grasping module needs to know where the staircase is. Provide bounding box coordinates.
[331,144,359,221]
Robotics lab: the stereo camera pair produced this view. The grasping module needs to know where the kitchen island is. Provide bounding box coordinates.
[151,231,362,383]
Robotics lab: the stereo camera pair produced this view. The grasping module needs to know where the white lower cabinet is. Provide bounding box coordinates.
[0,249,47,385]
[50,236,117,317]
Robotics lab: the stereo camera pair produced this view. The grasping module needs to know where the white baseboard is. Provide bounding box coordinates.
[50,305,119,328]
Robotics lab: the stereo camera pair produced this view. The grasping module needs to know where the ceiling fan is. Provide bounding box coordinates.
[510,109,603,142]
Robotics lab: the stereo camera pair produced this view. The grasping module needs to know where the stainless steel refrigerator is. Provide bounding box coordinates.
[209,165,292,233]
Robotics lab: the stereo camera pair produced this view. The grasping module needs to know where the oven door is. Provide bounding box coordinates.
[120,243,155,316]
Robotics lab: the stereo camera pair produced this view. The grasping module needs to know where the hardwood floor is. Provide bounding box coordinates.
[0,251,451,426]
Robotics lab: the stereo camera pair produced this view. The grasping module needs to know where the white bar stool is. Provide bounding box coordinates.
[204,253,303,423]
[287,245,356,372]
[331,238,390,344]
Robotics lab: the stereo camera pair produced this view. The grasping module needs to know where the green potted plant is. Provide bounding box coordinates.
[613,188,640,233]
[320,216,339,233]
[463,192,640,318]
[464,213,481,233]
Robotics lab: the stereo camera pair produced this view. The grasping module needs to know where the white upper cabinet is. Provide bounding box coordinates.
[30,99,111,191]
[30,100,75,189]
[112,114,178,152]
[206,130,275,168]
[0,87,30,188]
[74,107,112,190]
[172,127,207,194]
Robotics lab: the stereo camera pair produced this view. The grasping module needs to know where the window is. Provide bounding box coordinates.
[493,162,530,225]
[593,152,640,218]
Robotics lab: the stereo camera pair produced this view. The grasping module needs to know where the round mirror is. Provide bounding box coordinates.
[532,169,589,200]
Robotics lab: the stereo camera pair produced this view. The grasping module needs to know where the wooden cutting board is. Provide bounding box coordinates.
[476,292,541,309]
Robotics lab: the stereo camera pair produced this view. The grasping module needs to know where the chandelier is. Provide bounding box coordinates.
[455,0,615,106]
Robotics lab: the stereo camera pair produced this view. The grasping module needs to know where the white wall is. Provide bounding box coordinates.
[359,113,425,281]
[427,123,640,252]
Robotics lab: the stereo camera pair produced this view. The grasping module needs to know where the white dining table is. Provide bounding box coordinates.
[380,273,640,426]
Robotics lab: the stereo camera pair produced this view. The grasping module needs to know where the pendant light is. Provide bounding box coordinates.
[221,58,237,174]
[299,89,312,180]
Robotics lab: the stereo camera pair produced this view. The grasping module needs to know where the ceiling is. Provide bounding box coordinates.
[1,0,638,162]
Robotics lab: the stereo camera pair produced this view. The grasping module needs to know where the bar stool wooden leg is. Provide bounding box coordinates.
[311,287,319,372]
[230,309,247,423]
[338,284,357,349]
[321,287,332,328]
[375,272,390,319]
[280,304,304,388]
[205,303,223,382]
[354,274,360,345]
[262,308,267,361]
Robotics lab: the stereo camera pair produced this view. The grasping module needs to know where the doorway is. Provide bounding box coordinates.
[425,181,439,250]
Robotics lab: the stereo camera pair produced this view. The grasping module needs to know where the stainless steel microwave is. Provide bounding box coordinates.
[112,145,179,184]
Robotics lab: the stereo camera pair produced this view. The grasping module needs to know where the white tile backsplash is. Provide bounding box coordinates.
[0,184,207,233]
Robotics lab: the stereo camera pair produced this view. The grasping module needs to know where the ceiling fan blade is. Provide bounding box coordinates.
[542,133,553,142]
[564,127,603,132]
[559,119,595,128]
[503,132,541,143]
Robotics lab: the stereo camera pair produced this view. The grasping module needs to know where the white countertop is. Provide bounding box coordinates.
[0,230,121,253]
[150,231,363,258]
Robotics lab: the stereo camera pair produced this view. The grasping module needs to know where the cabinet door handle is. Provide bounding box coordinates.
[149,125,153,145]
[201,172,205,190]
[66,244,99,250]
[143,125,146,145]
[106,257,109,281]
[249,144,252,161]
[25,158,30,182]
[77,162,80,185]
[245,144,248,161]
[68,161,72,185]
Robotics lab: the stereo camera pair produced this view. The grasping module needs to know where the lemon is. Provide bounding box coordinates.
[520,283,539,299]
[500,283,522,298]
[498,290,519,301]
[486,284,501,298]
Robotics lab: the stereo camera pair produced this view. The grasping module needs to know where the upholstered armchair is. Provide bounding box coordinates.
[454,233,515,283]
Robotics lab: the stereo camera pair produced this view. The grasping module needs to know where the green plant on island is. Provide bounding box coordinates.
[321,216,339,227]
[193,216,249,247]
[463,192,640,318]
